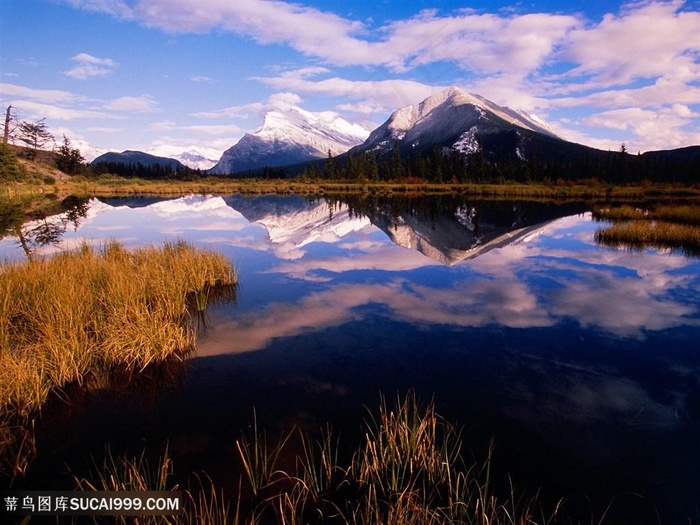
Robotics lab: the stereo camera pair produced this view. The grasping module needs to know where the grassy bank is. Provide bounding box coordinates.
[0,241,236,474]
[5,174,700,202]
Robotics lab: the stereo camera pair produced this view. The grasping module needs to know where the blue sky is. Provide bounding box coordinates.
[1,0,699,161]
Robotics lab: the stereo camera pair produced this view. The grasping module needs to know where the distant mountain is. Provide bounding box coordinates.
[171,151,218,171]
[91,150,188,170]
[145,147,219,170]
[209,106,371,175]
[347,86,585,163]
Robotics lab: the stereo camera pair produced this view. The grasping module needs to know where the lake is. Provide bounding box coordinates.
[2,193,699,523]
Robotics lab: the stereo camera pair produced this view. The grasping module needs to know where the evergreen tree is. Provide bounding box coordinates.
[55,135,85,175]
[391,143,404,179]
[0,143,22,181]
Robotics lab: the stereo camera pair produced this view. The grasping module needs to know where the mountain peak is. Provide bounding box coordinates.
[210,105,371,175]
[354,87,559,157]
[422,86,483,108]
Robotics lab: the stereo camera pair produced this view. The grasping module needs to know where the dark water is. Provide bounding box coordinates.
[2,194,699,523]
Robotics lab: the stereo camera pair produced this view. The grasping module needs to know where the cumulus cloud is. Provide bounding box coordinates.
[561,0,700,86]
[64,53,117,79]
[61,1,578,75]
[192,91,306,121]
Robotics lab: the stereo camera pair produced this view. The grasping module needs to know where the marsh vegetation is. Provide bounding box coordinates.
[594,204,700,256]
[72,393,568,525]
[0,241,236,475]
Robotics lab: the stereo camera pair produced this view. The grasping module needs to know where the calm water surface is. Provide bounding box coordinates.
[2,194,699,523]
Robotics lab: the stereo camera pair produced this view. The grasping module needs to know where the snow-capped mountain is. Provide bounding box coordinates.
[71,140,107,163]
[148,146,219,170]
[171,151,218,171]
[209,106,371,175]
[349,86,562,161]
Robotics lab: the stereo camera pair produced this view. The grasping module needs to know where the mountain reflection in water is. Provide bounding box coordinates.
[1,194,698,524]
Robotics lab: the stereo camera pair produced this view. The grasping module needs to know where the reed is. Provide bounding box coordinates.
[69,393,643,524]
[594,204,700,256]
[0,241,237,418]
[595,220,700,256]
[231,391,561,524]
[593,204,700,225]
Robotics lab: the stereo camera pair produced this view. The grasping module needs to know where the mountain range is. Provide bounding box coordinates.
[91,87,699,179]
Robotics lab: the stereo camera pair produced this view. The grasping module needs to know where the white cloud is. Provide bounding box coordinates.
[562,1,700,86]
[190,75,216,83]
[150,122,243,137]
[64,53,117,79]
[69,0,581,76]
[192,101,265,120]
[104,95,157,112]
[192,91,304,121]
[0,82,81,104]
[62,0,133,19]
[85,126,122,133]
[251,72,440,113]
[6,99,114,121]
[583,106,700,151]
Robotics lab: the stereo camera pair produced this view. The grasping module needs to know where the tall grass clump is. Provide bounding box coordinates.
[230,391,554,525]
[594,204,700,256]
[594,204,700,225]
[69,393,558,524]
[0,240,236,419]
[595,221,700,256]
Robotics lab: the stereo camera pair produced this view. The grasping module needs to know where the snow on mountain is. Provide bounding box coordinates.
[354,86,558,156]
[173,151,218,171]
[148,146,219,170]
[210,106,371,174]
[69,140,107,163]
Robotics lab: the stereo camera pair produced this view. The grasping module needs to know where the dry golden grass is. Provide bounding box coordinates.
[594,204,700,256]
[593,204,700,225]
[74,393,559,525]
[0,241,236,418]
[595,221,700,256]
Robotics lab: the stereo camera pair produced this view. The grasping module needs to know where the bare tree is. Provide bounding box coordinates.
[3,105,18,144]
